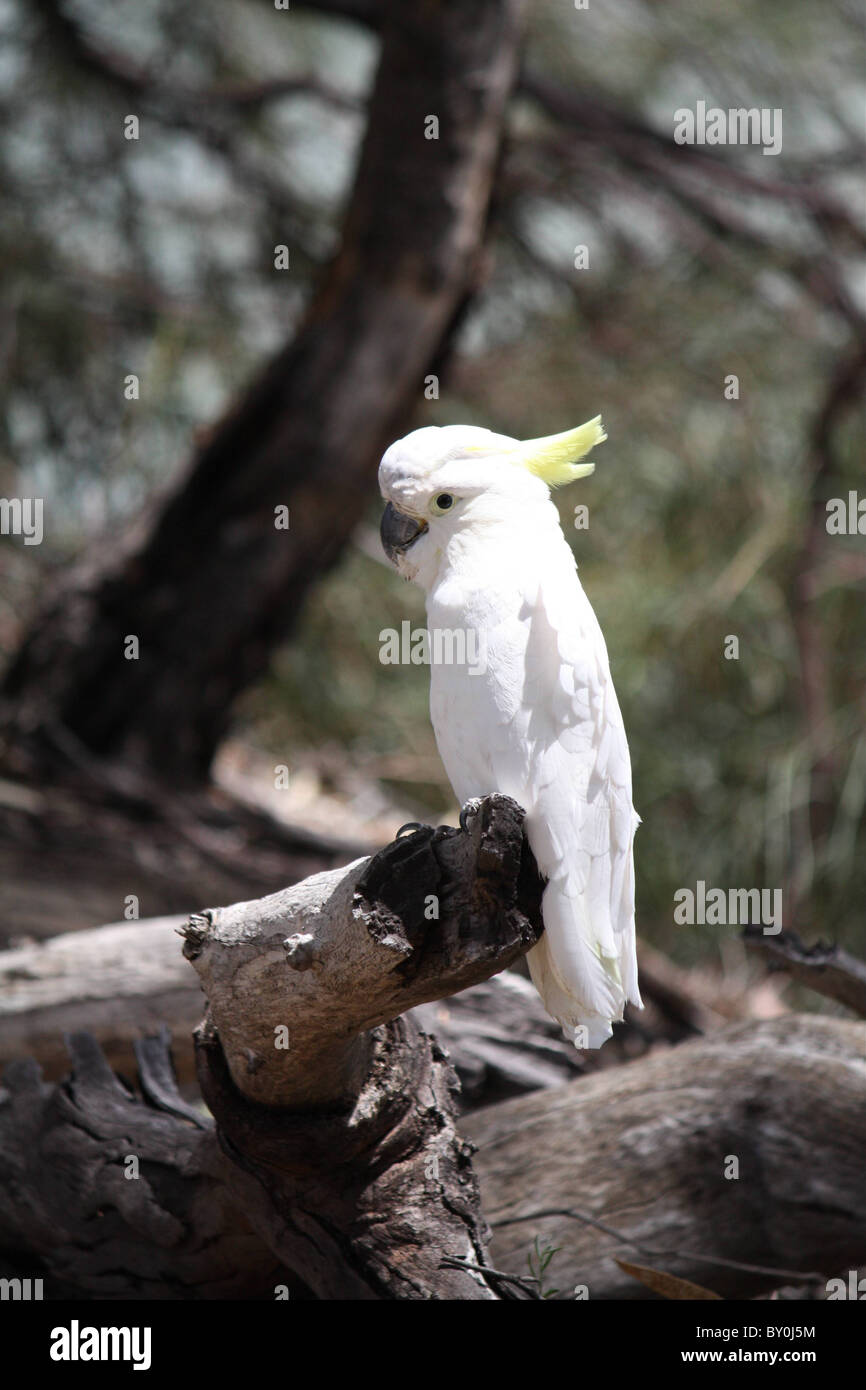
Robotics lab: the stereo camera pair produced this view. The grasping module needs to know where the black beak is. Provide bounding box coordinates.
[380,502,428,564]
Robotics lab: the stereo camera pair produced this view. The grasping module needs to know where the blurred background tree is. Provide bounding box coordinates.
[0,0,863,974]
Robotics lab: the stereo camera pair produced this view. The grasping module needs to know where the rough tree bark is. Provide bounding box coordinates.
[2,1017,862,1300]
[468,1013,866,1300]
[183,795,543,1299]
[0,914,743,1091]
[2,796,864,1300]
[0,1034,282,1300]
[0,794,545,1299]
[0,0,527,785]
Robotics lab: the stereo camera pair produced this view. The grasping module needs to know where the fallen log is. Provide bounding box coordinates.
[0,914,199,1083]
[0,915,756,1095]
[0,1032,281,1300]
[2,788,862,1301]
[466,1013,866,1299]
[2,1015,861,1300]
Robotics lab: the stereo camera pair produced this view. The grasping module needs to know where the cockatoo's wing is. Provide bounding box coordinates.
[430,536,640,1046]
[518,552,641,1045]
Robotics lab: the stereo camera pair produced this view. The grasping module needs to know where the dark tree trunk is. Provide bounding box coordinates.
[0,0,527,785]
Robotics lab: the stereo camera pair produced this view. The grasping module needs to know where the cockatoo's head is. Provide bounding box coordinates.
[378,417,606,588]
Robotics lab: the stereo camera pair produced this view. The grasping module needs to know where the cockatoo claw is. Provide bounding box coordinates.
[396,821,429,839]
[458,798,483,832]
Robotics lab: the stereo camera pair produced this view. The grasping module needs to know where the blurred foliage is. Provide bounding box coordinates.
[1,0,864,966]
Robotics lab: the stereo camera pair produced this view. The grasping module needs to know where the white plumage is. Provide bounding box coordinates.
[378,420,641,1047]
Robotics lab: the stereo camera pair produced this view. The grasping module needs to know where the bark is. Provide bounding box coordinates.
[192,1012,503,1299]
[2,1017,862,1300]
[466,1014,866,1299]
[2,788,861,1301]
[0,915,200,1083]
[0,0,527,785]
[0,918,660,1096]
[180,794,542,1297]
[180,795,543,1110]
[0,793,543,1300]
[744,924,866,1018]
[0,911,578,1096]
[0,908,779,1094]
[0,1032,281,1300]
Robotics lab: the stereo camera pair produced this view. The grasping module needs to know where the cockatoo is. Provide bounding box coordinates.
[378,417,641,1047]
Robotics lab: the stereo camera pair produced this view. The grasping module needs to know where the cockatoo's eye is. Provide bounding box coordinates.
[432,493,455,514]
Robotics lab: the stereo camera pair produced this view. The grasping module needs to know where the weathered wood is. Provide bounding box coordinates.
[415,975,586,1103]
[0,915,198,1081]
[744,925,866,1018]
[465,1014,866,1299]
[2,785,862,1300]
[0,794,546,1300]
[182,794,542,1297]
[0,902,789,1096]
[0,913,578,1097]
[194,1012,505,1299]
[0,797,548,1101]
[2,1016,862,1300]
[0,1032,281,1299]
[417,943,754,1107]
[180,795,543,1109]
[0,920,624,1097]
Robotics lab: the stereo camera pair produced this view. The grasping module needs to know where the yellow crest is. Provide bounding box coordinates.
[514,416,607,487]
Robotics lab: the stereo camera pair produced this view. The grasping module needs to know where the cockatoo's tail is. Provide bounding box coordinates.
[378,417,641,1049]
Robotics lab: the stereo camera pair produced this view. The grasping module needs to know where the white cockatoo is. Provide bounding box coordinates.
[378,417,641,1048]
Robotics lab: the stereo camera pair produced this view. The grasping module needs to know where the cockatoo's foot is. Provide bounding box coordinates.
[396,821,430,839]
[458,798,484,832]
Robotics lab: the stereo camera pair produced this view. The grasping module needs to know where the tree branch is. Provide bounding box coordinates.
[744,925,866,1018]
[180,795,542,1109]
[180,793,542,1297]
